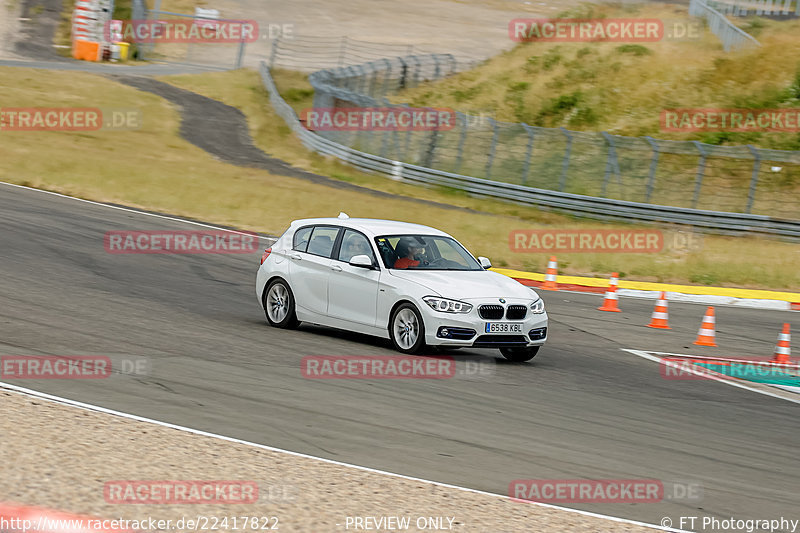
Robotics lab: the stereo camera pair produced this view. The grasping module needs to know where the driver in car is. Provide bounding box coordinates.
[394,237,424,269]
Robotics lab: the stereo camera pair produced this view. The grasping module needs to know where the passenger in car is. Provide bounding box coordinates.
[343,236,371,262]
[394,238,423,269]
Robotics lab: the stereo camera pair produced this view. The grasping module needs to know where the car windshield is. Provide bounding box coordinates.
[375,234,482,271]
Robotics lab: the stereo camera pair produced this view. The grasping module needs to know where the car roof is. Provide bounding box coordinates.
[289,217,451,238]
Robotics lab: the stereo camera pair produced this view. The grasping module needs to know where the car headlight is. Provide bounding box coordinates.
[423,296,473,314]
[530,298,545,314]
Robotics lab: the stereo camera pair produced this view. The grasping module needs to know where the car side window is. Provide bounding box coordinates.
[306,226,339,258]
[338,230,376,264]
[293,226,313,252]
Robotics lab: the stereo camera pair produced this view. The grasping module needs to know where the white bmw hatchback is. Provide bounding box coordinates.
[255,215,548,361]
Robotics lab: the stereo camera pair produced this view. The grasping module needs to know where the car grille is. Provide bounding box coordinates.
[478,305,504,320]
[472,335,529,348]
[506,305,527,320]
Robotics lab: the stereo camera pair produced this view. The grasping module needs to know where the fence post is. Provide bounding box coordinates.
[268,37,280,68]
[235,38,246,69]
[422,107,440,169]
[402,103,412,162]
[521,123,535,186]
[398,58,408,90]
[338,36,347,67]
[558,127,573,192]
[643,136,660,203]
[692,141,708,209]
[454,113,469,174]
[601,132,620,197]
[485,119,499,179]
[379,98,392,159]
[745,145,761,213]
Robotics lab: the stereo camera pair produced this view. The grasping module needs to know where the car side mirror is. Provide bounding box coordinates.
[349,254,375,269]
[478,256,492,269]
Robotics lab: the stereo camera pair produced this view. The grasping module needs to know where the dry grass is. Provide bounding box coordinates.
[395,3,800,148]
[0,66,798,289]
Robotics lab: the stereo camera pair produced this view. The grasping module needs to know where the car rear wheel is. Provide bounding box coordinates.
[264,279,300,329]
[500,346,539,362]
[389,303,426,354]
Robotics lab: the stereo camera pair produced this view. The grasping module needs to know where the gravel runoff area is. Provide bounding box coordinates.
[0,388,659,533]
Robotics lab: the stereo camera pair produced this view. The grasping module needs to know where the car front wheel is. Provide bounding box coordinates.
[263,279,300,329]
[389,303,426,354]
[500,346,539,362]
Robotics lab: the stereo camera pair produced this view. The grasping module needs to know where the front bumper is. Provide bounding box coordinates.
[421,301,548,348]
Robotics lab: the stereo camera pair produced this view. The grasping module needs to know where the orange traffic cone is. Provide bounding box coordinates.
[542,256,558,291]
[597,272,621,312]
[647,291,671,329]
[693,306,717,347]
[773,323,791,364]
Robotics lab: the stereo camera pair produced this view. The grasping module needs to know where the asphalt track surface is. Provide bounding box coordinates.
[1,182,799,530]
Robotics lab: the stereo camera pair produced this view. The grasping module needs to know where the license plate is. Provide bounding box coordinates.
[485,323,523,333]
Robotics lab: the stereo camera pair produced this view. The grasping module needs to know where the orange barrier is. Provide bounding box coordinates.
[773,323,791,364]
[72,40,100,61]
[541,256,558,291]
[693,306,717,347]
[597,272,621,312]
[646,291,670,329]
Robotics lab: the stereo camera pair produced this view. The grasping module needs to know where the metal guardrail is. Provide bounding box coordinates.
[269,35,482,72]
[706,0,800,16]
[307,54,800,222]
[260,62,800,239]
[690,0,762,51]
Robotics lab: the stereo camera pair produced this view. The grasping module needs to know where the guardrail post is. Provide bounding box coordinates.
[485,119,499,179]
[643,136,660,203]
[745,145,762,214]
[692,141,708,209]
[454,113,468,174]
[558,127,573,192]
[521,123,535,186]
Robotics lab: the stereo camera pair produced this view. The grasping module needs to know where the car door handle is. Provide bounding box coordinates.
[330,264,343,272]
[289,253,302,260]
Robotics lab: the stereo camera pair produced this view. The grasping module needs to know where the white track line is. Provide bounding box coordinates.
[623,349,800,406]
[0,382,683,532]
